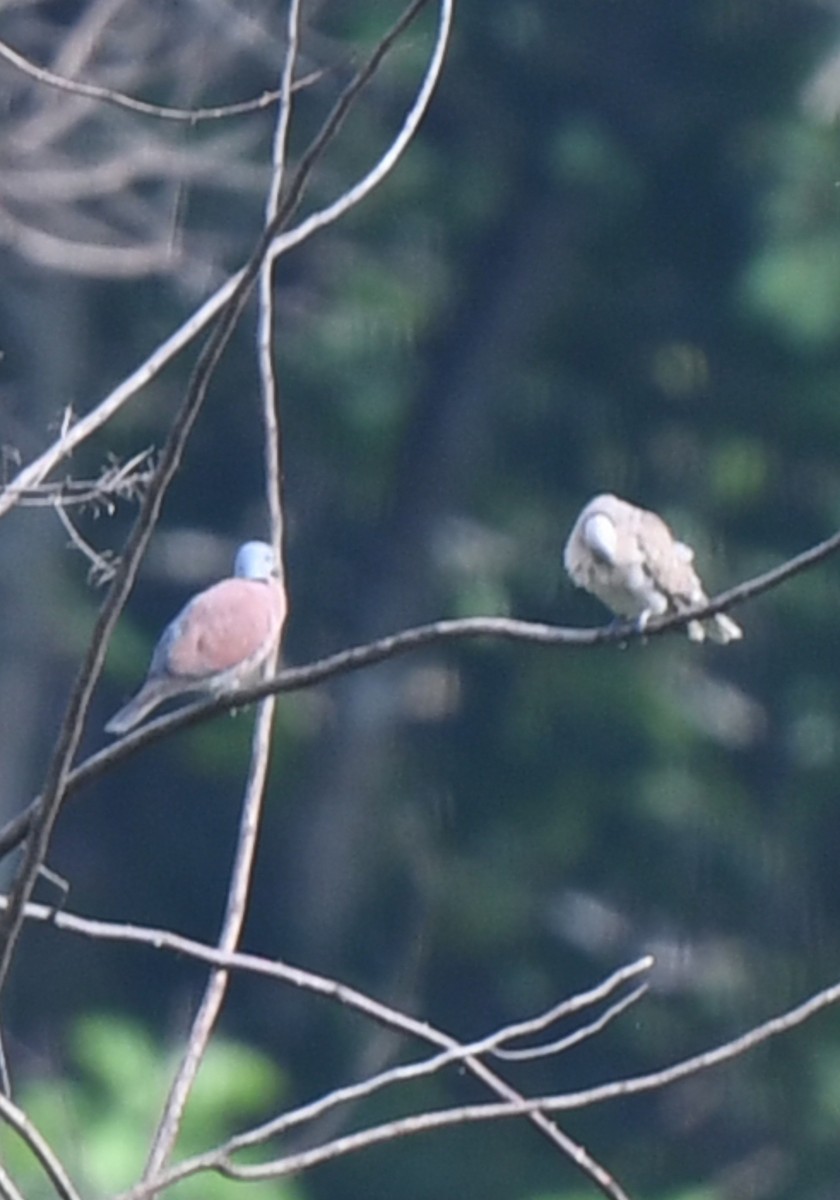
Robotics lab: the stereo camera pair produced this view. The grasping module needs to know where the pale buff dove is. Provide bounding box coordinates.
[105,540,287,735]
[563,493,742,643]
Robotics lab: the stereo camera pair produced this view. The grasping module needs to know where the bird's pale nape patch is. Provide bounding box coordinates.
[563,493,742,644]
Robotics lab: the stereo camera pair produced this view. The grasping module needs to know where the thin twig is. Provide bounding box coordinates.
[140,2,302,1180]
[265,0,438,235]
[265,0,450,256]
[492,983,649,1062]
[53,502,118,584]
[105,953,840,1196]
[224,960,651,1152]
[171,975,840,1186]
[0,1090,82,1200]
[0,0,441,524]
[257,0,299,549]
[0,449,153,508]
[141,703,280,1184]
[2,896,649,1057]
[0,1164,24,1200]
[0,0,451,995]
[0,276,242,523]
[6,892,642,1200]
[216,973,840,1179]
[0,34,325,121]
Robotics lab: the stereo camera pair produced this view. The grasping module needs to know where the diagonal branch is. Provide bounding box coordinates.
[102,948,840,1197]
[0,0,452,996]
[6,892,647,1200]
[0,0,443,524]
[0,521,835,864]
[19,874,840,1195]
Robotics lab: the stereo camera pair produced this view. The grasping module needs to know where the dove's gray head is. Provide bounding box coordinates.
[234,541,278,581]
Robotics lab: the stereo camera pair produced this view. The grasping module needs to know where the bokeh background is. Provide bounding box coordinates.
[3,1,840,1197]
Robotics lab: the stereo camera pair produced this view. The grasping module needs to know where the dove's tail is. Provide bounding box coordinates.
[105,680,176,735]
[707,611,743,644]
[686,612,743,645]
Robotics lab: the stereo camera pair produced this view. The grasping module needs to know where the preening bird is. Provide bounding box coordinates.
[563,493,742,643]
[105,540,287,735]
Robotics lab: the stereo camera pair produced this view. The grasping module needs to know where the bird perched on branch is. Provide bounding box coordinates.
[563,493,742,643]
[105,540,287,735]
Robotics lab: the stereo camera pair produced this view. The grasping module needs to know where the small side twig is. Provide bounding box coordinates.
[492,983,649,1062]
[52,503,118,584]
[1,450,154,509]
[0,34,325,121]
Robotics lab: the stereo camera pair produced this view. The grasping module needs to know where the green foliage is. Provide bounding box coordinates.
[548,118,646,209]
[0,1015,297,1200]
[739,122,840,347]
[742,234,840,348]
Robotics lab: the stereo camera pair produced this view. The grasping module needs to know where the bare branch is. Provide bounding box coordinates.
[0,34,324,122]
[0,0,453,996]
[0,1164,25,1200]
[140,1,303,1177]
[0,1090,82,1200]
[223,959,652,1153]
[106,948,840,1198]
[52,502,118,584]
[157,976,840,1190]
[190,520,840,691]
[98,521,840,730]
[0,0,446,521]
[7,893,644,1200]
[3,897,648,1051]
[0,450,154,509]
[266,0,453,256]
[0,274,241,523]
[257,0,300,548]
[0,522,835,865]
[492,983,649,1062]
[141,704,280,1183]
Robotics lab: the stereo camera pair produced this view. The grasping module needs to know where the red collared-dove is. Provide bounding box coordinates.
[105,540,287,734]
[563,493,742,643]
